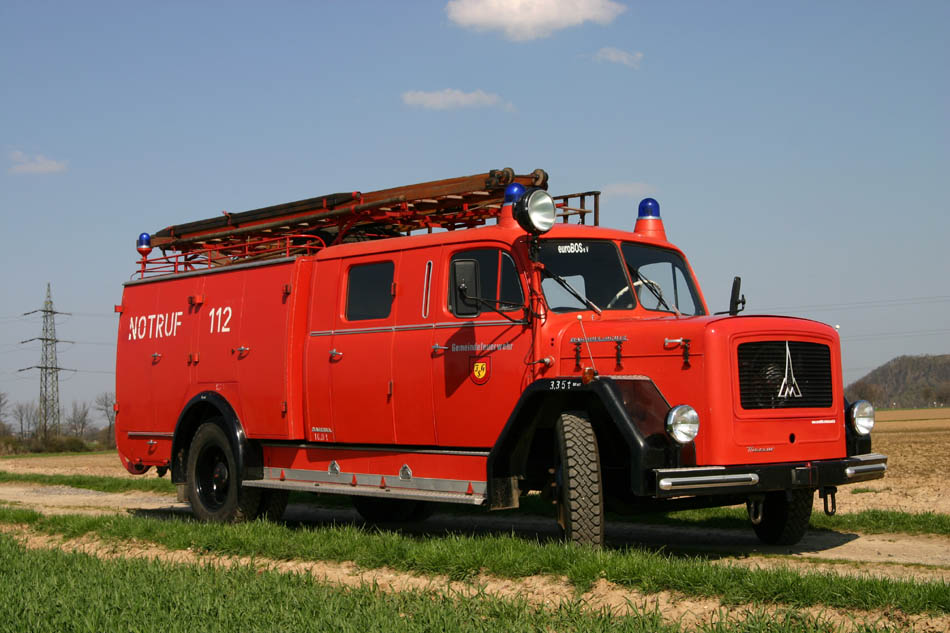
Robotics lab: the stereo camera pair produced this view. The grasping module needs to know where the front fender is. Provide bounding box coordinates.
[169,391,263,484]
[487,376,691,501]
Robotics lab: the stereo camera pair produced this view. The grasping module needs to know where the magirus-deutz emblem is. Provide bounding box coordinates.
[777,341,803,399]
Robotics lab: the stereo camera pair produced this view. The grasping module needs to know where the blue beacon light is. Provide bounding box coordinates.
[638,197,660,219]
[634,198,667,240]
[136,232,152,257]
[504,183,526,204]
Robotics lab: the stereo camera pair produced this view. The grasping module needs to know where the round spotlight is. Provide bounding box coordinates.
[666,405,699,444]
[849,400,875,436]
[513,187,556,234]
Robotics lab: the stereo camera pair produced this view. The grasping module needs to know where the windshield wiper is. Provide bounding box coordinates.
[542,268,602,314]
[632,269,678,314]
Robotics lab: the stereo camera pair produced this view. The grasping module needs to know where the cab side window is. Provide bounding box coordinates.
[448,248,523,317]
[346,261,394,320]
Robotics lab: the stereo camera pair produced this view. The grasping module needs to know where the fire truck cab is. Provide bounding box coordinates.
[115,168,886,546]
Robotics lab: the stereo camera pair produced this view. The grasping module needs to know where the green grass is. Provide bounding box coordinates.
[0,470,175,494]
[0,507,946,617]
[0,449,114,459]
[0,533,911,633]
[0,534,669,633]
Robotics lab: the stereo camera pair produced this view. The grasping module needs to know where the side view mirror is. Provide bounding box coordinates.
[729,276,746,315]
[452,259,481,318]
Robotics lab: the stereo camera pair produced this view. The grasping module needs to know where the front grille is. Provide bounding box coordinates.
[737,341,833,409]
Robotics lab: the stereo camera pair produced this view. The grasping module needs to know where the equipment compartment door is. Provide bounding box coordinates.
[237,264,293,438]
[196,271,244,384]
[304,259,340,442]
[328,255,398,444]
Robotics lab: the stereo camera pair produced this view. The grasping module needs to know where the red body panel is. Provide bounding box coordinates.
[116,215,849,495]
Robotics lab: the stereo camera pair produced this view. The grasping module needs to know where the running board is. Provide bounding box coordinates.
[242,478,486,505]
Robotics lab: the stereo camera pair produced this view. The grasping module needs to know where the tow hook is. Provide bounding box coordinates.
[821,487,837,516]
[746,495,765,525]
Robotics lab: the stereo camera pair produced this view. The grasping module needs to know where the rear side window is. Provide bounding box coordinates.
[448,248,523,317]
[346,261,394,320]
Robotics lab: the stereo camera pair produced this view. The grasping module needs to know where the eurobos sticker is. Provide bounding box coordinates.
[470,356,490,385]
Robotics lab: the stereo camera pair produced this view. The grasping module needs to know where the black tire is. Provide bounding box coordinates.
[186,421,261,522]
[258,490,289,522]
[351,497,432,523]
[554,413,605,547]
[750,489,814,545]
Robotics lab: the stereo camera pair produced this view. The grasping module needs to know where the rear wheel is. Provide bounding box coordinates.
[351,497,433,523]
[749,489,814,545]
[554,413,605,547]
[186,421,261,522]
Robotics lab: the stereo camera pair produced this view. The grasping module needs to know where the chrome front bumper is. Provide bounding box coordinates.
[652,453,887,497]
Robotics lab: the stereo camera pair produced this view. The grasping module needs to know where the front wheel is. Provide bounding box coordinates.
[554,413,605,547]
[749,489,814,545]
[186,421,261,522]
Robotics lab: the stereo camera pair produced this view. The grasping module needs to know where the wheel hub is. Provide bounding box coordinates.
[213,461,229,487]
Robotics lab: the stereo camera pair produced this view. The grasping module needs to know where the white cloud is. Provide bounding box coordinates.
[602,182,655,199]
[595,46,643,69]
[446,0,626,41]
[402,88,514,111]
[8,149,67,174]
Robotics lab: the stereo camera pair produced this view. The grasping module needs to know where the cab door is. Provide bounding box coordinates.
[432,246,531,448]
[328,255,398,444]
[391,248,437,445]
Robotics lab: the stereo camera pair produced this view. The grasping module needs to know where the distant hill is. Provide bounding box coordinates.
[845,354,950,409]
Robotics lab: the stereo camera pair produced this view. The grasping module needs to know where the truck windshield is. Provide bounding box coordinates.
[538,240,633,312]
[620,242,704,315]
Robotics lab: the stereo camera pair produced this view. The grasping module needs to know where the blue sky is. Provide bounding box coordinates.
[2,0,948,417]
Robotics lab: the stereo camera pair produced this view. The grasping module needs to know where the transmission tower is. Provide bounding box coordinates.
[18,282,74,437]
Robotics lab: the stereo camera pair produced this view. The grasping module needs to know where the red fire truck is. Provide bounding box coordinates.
[115,168,886,546]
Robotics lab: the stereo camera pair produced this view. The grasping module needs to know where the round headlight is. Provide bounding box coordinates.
[849,400,875,436]
[513,188,556,234]
[666,405,700,444]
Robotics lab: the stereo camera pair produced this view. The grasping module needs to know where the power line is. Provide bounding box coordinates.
[841,328,950,342]
[753,294,950,314]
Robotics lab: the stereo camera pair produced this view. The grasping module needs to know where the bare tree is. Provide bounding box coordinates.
[67,401,92,438]
[13,402,38,439]
[0,392,9,436]
[95,392,116,447]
